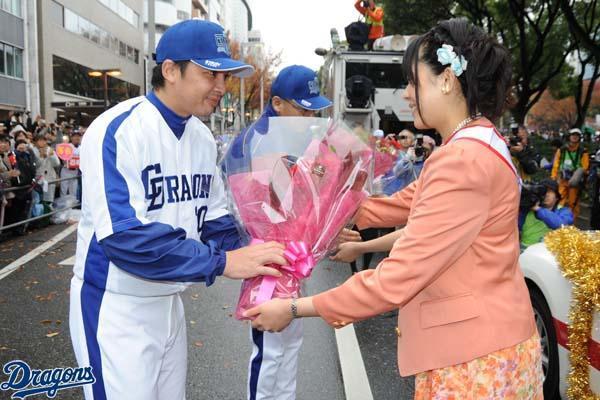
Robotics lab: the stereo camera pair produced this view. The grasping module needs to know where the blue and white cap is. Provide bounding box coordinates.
[271,65,332,111]
[154,20,254,78]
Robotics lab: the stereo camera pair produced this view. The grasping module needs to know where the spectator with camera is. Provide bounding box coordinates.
[519,179,573,249]
[354,0,384,50]
[382,133,435,195]
[32,134,60,208]
[508,124,538,181]
[551,127,590,218]
[395,129,415,152]
[0,135,19,226]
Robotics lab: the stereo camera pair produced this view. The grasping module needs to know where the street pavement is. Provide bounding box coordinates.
[0,224,415,400]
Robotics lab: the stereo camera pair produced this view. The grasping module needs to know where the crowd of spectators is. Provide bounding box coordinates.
[373,123,600,252]
[0,111,83,236]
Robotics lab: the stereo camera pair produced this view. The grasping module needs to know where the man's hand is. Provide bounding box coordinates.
[245,298,294,332]
[510,143,524,154]
[224,241,286,279]
[330,242,364,263]
[8,170,20,178]
[532,201,541,212]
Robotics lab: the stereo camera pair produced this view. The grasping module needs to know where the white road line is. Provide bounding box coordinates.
[59,255,76,266]
[335,323,374,400]
[0,224,78,280]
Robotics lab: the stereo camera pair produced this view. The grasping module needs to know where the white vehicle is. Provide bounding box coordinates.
[317,37,414,133]
[520,242,600,399]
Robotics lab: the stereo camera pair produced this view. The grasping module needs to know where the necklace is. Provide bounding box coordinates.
[451,113,482,136]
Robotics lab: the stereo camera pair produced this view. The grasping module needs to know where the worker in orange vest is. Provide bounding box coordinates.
[354,0,384,50]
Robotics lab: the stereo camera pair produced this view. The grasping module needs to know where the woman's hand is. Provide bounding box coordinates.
[245,298,294,332]
[335,228,362,245]
[330,241,364,263]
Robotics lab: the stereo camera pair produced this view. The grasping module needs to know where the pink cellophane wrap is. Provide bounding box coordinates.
[223,118,373,320]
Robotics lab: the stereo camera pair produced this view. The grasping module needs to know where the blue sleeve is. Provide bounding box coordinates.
[518,210,527,231]
[201,214,244,251]
[556,207,574,226]
[535,207,573,229]
[100,221,226,285]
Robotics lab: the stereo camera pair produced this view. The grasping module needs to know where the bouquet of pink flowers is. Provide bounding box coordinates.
[222,117,373,320]
[371,136,397,178]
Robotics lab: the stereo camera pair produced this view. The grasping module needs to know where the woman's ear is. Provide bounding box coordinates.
[440,68,454,95]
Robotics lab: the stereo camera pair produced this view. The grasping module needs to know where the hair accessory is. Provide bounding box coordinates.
[436,44,468,77]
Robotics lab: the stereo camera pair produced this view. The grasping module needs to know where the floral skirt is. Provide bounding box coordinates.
[414,333,544,400]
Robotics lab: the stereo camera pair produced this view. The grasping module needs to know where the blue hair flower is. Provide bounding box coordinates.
[436,44,468,77]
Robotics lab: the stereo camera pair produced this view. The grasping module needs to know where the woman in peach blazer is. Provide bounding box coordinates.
[246,18,543,399]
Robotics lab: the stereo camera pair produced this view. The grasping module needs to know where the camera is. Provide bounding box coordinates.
[414,133,425,160]
[509,135,521,147]
[520,183,547,211]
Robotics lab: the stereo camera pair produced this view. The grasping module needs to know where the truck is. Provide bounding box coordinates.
[317,35,415,134]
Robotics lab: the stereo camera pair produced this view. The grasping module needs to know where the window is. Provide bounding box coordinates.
[131,11,139,28]
[177,10,190,20]
[346,62,408,89]
[64,8,78,33]
[79,17,90,39]
[60,6,140,64]
[111,36,119,55]
[50,1,63,26]
[5,45,14,76]
[90,23,101,44]
[0,43,4,75]
[100,30,110,48]
[13,47,22,78]
[10,0,20,17]
[53,55,141,103]
[0,41,23,79]
[97,0,138,28]
[0,0,21,18]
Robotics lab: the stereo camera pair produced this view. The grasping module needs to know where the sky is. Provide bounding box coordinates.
[248,0,359,72]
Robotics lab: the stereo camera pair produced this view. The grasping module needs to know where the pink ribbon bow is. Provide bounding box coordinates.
[253,240,315,305]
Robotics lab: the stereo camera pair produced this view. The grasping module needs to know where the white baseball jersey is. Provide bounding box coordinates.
[70,92,242,400]
[74,93,236,298]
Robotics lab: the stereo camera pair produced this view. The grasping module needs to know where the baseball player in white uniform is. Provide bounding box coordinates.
[69,20,287,400]
[224,65,332,400]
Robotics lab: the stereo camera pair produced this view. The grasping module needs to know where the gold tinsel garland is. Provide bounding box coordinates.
[544,227,600,400]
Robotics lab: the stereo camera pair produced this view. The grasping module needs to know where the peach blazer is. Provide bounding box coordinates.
[313,120,536,376]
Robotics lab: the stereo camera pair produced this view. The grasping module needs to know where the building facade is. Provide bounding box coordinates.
[143,0,193,55]
[36,0,145,123]
[0,0,25,120]
[222,0,251,43]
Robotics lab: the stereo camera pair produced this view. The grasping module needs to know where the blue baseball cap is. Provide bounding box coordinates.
[271,65,332,111]
[154,20,254,78]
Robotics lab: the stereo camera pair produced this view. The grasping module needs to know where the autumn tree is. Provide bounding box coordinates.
[225,39,282,119]
[382,0,576,124]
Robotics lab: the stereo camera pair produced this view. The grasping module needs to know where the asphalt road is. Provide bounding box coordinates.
[0,224,415,400]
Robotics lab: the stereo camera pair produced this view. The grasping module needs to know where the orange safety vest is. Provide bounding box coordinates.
[354,1,385,39]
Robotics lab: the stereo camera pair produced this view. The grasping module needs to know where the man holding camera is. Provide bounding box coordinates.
[551,127,590,218]
[519,179,573,249]
[508,124,538,182]
[382,133,435,195]
[354,0,384,50]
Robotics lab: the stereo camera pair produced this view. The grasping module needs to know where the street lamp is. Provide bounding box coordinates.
[88,69,122,108]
